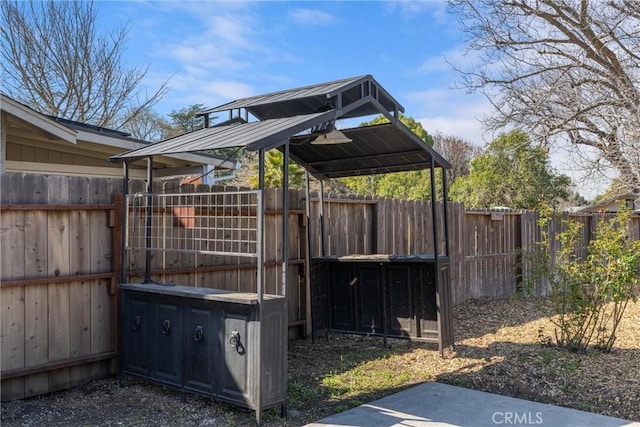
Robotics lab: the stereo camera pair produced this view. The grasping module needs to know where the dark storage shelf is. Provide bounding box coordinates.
[311,254,452,345]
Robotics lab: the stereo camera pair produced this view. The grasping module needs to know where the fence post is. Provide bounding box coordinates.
[110,192,124,373]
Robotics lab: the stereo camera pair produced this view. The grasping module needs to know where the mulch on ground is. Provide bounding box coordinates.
[2,296,638,426]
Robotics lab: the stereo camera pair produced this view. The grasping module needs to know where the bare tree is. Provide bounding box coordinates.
[1,0,170,130]
[449,0,640,191]
[432,132,482,183]
[120,108,170,142]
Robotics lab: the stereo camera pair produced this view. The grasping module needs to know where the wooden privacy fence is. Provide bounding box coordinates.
[520,210,640,296]
[2,172,639,401]
[1,174,122,402]
[307,195,640,305]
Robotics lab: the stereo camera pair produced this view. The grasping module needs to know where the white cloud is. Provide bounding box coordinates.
[169,43,251,72]
[419,116,486,146]
[288,8,336,26]
[384,0,447,20]
[202,80,255,101]
[418,44,476,75]
[205,13,256,49]
[144,1,261,71]
[404,88,494,145]
[177,77,254,106]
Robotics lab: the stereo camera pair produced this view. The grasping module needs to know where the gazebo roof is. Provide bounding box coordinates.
[198,75,404,121]
[110,75,450,180]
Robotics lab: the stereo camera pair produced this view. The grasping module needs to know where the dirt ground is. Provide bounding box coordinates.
[2,296,639,426]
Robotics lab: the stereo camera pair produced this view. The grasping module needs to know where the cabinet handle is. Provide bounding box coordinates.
[161,319,171,335]
[229,330,240,347]
[229,330,245,355]
[193,325,204,342]
[132,315,141,331]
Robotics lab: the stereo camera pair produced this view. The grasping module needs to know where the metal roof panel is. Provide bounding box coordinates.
[110,111,335,162]
[200,75,404,120]
[286,122,450,179]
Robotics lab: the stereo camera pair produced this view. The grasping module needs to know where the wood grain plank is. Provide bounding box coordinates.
[46,176,71,391]
[68,177,92,386]
[23,207,49,397]
[0,203,26,400]
[0,287,26,400]
[90,279,111,378]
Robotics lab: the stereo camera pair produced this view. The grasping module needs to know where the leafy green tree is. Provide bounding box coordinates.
[341,114,441,200]
[161,104,206,139]
[247,150,305,189]
[159,104,242,163]
[449,130,572,209]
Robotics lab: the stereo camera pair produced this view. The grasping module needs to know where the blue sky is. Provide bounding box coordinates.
[97,1,490,144]
[96,0,607,197]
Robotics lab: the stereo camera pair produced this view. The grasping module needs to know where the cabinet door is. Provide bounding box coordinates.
[121,292,151,376]
[310,261,329,338]
[328,264,355,331]
[418,265,439,339]
[184,303,219,395]
[218,307,252,407]
[355,265,383,334]
[385,265,415,337]
[151,297,182,386]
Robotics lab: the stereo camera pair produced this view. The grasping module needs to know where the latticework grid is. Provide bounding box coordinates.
[126,190,261,258]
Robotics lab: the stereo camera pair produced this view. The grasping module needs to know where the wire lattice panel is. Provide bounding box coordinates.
[126,190,261,258]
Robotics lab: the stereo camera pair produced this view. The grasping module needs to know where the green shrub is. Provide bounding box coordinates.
[533,207,640,352]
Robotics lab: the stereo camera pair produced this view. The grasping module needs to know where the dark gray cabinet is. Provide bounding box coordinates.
[120,283,286,421]
[311,254,451,345]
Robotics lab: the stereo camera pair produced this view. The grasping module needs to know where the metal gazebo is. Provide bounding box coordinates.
[109,75,453,424]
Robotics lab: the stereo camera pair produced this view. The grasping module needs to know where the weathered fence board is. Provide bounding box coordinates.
[1,173,117,402]
[22,181,49,396]
[69,178,93,385]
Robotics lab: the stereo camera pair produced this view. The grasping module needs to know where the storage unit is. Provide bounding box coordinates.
[311,254,452,346]
[120,283,286,413]
[117,189,288,424]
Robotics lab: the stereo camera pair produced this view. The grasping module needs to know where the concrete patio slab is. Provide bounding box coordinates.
[305,382,639,427]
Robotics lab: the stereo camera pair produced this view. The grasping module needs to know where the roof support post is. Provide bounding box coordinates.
[281,142,290,420]
[257,148,265,301]
[281,142,289,298]
[319,180,326,257]
[429,158,440,261]
[430,158,443,355]
[121,162,130,283]
[442,168,450,258]
[256,146,264,426]
[144,156,154,283]
[258,148,265,189]
[304,170,312,337]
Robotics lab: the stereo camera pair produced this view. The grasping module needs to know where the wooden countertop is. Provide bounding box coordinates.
[312,253,449,263]
[118,282,284,305]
